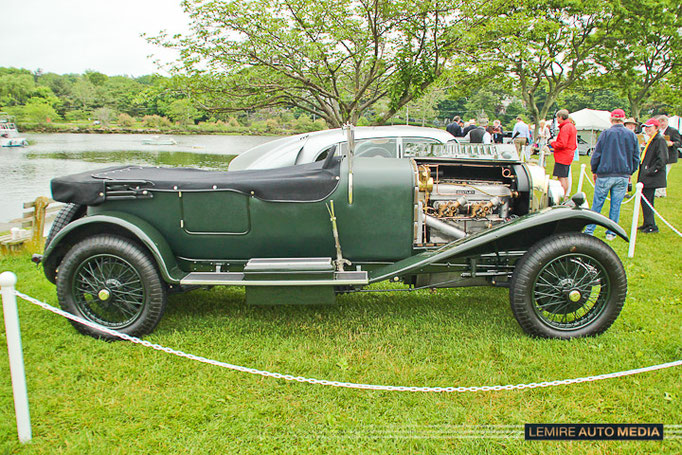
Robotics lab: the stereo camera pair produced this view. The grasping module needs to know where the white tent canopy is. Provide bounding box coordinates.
[569,108,612,131]
[669,115,681,131]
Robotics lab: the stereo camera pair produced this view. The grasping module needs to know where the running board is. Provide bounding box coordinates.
[180,271,368,286]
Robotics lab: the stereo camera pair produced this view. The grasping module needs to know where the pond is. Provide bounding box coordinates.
[0,133,278,223]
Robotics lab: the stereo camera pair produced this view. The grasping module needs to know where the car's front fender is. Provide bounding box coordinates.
[369,206,628,283]
[43,212,183,284]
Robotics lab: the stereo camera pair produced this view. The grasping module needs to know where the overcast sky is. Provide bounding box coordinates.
[1,0,189,76]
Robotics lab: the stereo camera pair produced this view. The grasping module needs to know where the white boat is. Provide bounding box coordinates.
[142,135,177,145]
[0,113,28,147]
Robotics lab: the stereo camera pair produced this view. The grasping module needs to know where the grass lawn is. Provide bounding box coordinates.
[0,155,681,454]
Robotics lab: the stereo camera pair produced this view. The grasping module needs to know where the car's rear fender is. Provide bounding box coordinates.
[369,207,628,283]
[42,212,183,285]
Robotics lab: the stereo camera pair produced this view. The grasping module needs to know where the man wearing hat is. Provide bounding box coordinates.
[624,118,638,133]
[584,109,639,240]
[654,115,681,197]
[637,118,669,233]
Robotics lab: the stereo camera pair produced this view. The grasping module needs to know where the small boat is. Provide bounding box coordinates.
[0,113,28,147]
[142,135,177,145]
[1,137,29,147]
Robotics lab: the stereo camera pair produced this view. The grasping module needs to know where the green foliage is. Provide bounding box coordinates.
[21,97,59,123]
[167,99,201,125]
[141,114,172,128]
[595,0,682,119]
[149,0,504,127]
[117,113,135,127]
[93,107,114,126]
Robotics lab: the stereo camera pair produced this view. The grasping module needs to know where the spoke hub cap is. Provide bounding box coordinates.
[98,289,111,301]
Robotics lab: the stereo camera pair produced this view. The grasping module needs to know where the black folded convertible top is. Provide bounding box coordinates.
[51,159,341,206]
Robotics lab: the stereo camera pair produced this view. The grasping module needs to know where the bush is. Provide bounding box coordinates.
[117,113,135,127]
[141,115,172,128]
[265,118,279,133]
[93,107,114,126]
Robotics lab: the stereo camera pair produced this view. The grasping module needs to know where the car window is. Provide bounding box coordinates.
[402,138,441,157]
[354,138,398,158]
[314,138,398,160]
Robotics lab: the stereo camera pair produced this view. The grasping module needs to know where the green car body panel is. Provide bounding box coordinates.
[43,212,184,284]
[44,155,626,285]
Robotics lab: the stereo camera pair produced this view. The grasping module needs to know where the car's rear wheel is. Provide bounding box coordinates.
[510,233,626,339]
[56,234,167,340]
[45,203,85,250]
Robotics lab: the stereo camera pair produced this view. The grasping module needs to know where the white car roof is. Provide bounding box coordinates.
[229,126,457,170]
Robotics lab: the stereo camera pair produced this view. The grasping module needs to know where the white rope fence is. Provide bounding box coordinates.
[640,194,682,238]
[578,165,636,205]
[2,274,682,441]
[627,182,682,257]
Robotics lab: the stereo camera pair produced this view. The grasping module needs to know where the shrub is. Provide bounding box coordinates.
[117,113,135,127]
[141,115,172,128]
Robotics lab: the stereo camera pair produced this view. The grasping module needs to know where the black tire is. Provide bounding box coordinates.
[45,203,85,250]
[56,234,167,340]
[510,233,626,339]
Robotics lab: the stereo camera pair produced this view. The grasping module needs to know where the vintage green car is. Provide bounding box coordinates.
[38,129,628,340]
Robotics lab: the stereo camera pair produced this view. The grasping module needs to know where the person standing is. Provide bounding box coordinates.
[492,119,504,143]
[624,118,638,132]
[584,109,639,240]
[637,118,669,233]
[549,109,577,198]
[511,116,531,159]
[654,115,681,197]
[465,119,491,144]
[446,116,463,137]
[536,120,550,151]
[462,119,478,136]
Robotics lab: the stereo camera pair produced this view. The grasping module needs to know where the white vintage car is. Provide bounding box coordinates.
[229,126,460,170]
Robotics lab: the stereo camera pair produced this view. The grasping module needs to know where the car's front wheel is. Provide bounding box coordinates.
[510,233,626,339]
[56,234,167,340]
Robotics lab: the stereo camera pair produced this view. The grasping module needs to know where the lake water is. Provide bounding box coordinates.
[0,133,279,223]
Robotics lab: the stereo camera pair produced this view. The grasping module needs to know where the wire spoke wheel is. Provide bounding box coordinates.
[510,233,626,339]
[532,253,609,330]
[73,254,146,328]
[57,235,167,339]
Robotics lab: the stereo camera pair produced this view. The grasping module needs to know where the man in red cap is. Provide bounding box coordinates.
[637,118,669,233]
[584,108,639,240]
[550,109,577,198]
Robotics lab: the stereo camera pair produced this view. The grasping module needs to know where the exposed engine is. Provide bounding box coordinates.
[414,161,531,245]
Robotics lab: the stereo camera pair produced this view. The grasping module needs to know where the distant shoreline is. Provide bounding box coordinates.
[20,124,284,136]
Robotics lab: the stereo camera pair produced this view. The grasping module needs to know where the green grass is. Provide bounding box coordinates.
[1,155,681,454]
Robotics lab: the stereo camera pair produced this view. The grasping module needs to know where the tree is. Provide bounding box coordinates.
[167,98,200,125]
[472,0,611,136]
[22,98,59,123]
[595,0,682,120]
[149,0,509,127]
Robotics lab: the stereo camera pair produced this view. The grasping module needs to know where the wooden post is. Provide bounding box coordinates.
[31,196,49,246]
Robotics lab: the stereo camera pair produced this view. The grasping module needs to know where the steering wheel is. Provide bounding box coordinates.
[355,146,393,158]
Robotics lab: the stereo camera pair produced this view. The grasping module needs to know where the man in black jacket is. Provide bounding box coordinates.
[446,116,463,137]
[638,118,669,233]
[654,115,682,197]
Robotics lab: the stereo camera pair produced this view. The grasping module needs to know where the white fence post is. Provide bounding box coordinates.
[577,164,586,195]
[0,272,32,443]
[628,183,644,259]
